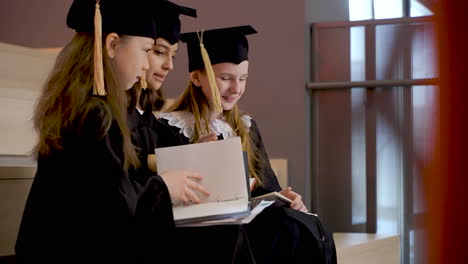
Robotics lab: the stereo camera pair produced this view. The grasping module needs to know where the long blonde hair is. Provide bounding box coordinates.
[34,32,139,169]
[168,80,264,186]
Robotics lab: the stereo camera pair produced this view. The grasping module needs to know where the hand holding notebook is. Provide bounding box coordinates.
[155,137,251,225]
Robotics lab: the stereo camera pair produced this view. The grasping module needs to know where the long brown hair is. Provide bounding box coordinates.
[34,32,139,169]
[168,79,264,186]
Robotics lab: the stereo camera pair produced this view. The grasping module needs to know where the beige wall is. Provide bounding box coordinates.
[0,0,74,48]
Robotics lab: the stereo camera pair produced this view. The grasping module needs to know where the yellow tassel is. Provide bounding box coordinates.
[197,31,222,113]
[93,1,106,96]
[140,70,148,89]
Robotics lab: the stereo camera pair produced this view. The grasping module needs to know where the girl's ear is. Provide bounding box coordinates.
[105,33,121,59]
[190,71,202,86]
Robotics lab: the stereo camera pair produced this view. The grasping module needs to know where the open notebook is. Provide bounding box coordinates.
[155,137,251,225]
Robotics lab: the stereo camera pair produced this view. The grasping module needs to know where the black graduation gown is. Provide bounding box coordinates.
[15,104,174,264]
[128,109,178,165]
[128,111,253,262]
[157,115,337,264]
[127,109,159,181]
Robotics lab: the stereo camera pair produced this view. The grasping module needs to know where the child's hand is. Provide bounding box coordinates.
[197,132,218,143]
[280,187,308,213]
[160,170,210,205]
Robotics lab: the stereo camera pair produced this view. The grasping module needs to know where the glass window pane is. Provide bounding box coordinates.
[352,88,367,225]
[375,87,403,235]
[411,0,434,17]
[412,85,435,214]
[411,85,436,264]
[349,0,373,21]
[376,24,410,81]
[351,26,366,81]
[374,0,403,19]
[411,22,437,79]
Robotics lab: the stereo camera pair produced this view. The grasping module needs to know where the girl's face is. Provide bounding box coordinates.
[108,35,154,90]
[146,38,178,90]
[194,61,249,111]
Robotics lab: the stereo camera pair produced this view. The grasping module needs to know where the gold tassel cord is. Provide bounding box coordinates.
[197,31,223,113]
[140,70,148,89]
[93,0,106,96]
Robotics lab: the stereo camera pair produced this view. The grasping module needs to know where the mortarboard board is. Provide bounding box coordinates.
[180,25,257,112]
[180,25,257,73]
[67,0,158,96]
[67,0,157,39]
[154,0,197,45]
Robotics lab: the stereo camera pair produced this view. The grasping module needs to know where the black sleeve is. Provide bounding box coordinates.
[249,119,282,197]
[139,111,159,154]
[128,109,157,160]
[79,107,165,217]
[16,104,174,263]
[154,118,190,148]
[84,125,175,261]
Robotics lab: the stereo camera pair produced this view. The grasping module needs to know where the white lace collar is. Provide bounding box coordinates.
[158,111,252,140]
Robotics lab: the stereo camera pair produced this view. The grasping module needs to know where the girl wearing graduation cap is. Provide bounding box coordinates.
[16,0,177,262]
[158,25,307,209]
[126,0,210,206]
[157,25,337,263]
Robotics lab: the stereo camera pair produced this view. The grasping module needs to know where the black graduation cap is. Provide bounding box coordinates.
[180,25,257,73]
[154,0,197,45]
[66,0,158,96]
[180,25,257,113]
[67,0,157,39]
